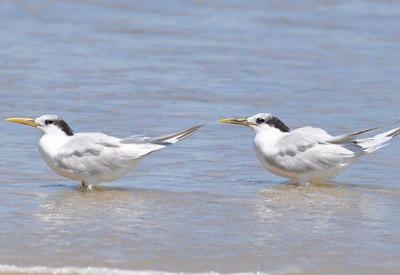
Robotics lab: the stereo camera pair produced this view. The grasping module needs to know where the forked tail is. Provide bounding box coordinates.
[148,125,204,146]
[356,127,400,153]
[121,125,203,146]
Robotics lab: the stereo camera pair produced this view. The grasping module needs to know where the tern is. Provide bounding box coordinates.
[219,113,400,185]
[6,115,202,190]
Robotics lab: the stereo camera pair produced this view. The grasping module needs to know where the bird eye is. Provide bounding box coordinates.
[45,120,54,125]
[256,118,266,124]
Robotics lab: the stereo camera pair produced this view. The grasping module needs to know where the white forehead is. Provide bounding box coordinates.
[248,113,273,121]
[35,114,60,122]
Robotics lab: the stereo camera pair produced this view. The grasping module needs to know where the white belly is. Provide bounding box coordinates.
[39,145,142,183]
[254,146,298,180]
[91,159,142,182]
[39,145,83,181]
[254,145,344,184]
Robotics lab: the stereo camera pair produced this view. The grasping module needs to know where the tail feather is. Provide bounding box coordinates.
[149,125,204,145]
[328,127,379,144]
[121,125,203,146]
[388,128,400,137]
[356,127,400,153]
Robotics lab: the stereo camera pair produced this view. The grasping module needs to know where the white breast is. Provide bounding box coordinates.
[38,134,83,181]
[253,143,298,180]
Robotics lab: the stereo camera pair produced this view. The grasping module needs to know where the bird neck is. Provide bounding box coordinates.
[254,127,287,151]
[39,133,70,156]
[254,126,286,138]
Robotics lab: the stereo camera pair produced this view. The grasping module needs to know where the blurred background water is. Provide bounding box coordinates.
[0,0,399,274]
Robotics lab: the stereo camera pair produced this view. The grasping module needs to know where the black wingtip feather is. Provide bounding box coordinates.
[151,124,204,145]
[389,128,400,137]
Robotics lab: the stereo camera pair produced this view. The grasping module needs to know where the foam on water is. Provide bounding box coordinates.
[0,265,268,275]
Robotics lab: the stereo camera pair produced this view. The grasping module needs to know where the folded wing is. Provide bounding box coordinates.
[271,127,355,173]
[121,125,203,145]
[54,133,142,177]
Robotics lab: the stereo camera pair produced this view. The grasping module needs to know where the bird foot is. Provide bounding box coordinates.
[288,180,301,186]
[81,181,93,192]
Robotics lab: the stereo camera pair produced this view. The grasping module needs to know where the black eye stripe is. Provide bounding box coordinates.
[42,117,74,136]
[266,117,290,132]
[256,118,266,124]
[255,116,290,132]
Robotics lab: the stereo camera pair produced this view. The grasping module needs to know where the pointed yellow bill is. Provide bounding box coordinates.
[5,117,39,127]
[218,117,255,127]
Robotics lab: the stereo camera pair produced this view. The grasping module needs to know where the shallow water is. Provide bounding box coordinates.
[0,0,400,274]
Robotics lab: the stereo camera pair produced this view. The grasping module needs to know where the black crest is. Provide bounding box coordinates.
[54,119,74,136]
[266,117,290,132]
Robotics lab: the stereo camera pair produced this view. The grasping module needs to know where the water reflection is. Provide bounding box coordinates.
[36,186,151,226]
[255,181,398,240]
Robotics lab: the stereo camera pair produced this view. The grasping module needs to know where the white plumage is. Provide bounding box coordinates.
[220,113,400,184]
[6,115,202,190]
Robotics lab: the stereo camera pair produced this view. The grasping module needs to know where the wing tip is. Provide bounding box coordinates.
[174,124,204,141]
[388,127,400,137]
[151,124,204,145]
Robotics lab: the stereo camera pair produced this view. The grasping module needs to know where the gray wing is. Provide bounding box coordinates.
[271,127,356,173]
[53,133,146,177]
[121,125,203,145]
[326,127,379,144]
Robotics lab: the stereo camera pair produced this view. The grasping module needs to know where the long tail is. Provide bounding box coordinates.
[121,125,203,146]
[147,125,204,146]
[355,127,400,153]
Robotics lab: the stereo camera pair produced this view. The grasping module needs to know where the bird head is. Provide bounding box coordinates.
[5,115,74,136]
[219,113,290,134]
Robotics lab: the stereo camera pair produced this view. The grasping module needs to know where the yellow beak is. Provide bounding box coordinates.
[218,117,255,127]
[5,117,39,127]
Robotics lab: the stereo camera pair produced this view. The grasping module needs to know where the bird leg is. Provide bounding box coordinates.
[288,179,301,186]
[81,181,93,191]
